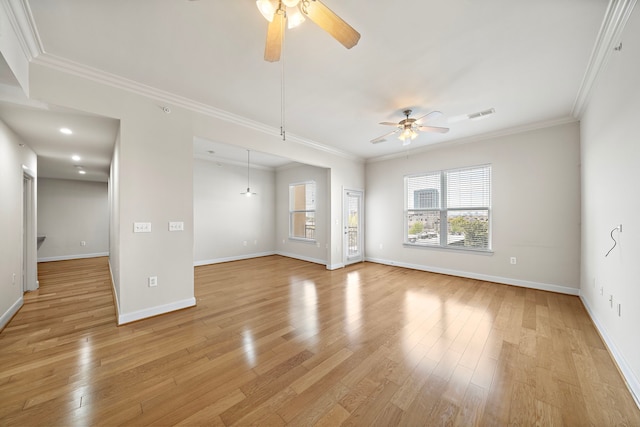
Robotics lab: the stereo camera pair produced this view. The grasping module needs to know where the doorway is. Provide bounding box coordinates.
[343,189,364,265]
[23,172,36,292]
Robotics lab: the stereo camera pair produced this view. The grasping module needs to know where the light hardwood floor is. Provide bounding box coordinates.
[1,255,638,426]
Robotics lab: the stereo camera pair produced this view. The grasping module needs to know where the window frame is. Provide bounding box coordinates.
[404,164,492,253]
[289,180,317,242]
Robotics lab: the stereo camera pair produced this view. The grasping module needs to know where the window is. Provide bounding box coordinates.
[405,165,491,251]
[289,181,316,240]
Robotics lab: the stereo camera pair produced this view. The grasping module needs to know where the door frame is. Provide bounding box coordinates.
[23,170,37,292]
[343,188,364,265]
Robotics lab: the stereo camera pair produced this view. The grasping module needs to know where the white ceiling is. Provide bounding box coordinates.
[193,137,294,169]
[0,55,120,181]
[1,0,611,177]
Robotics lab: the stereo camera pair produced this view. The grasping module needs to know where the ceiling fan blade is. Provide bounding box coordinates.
[371,129,400,144]
[379,122,401,127]
[301,0,360,49]
[418,125,450,134]
[414,110,443,122]
[264,12,285,62]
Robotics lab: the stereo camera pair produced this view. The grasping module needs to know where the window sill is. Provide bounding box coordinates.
[403,242,494,255]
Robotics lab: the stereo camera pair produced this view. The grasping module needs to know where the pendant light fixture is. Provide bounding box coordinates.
[240,150,257,197]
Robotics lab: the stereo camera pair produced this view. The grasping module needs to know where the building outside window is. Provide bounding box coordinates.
[289,181,316,240]
[405,165,491,250]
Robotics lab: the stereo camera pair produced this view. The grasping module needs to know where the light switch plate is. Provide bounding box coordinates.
[134,222,152,233]
[169,221,184,231]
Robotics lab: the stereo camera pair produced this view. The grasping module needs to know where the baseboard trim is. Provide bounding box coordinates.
[580,294,640,409]
[365,257,580,296]
[194,251,276,267]
[327,263,345,270]
[0,295,23,331]
[275,251,326,267]
[38,252,109,263]
[118,297,196,325]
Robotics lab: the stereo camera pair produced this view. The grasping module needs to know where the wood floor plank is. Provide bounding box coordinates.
[0,256,638,426]
[313,403,350,427]
[453,382,487,426]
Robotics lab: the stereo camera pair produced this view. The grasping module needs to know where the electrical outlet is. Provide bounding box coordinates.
[243,241,247,246]
[510,257,517,265]
[609,295,613,308]
[80,240,86,246]
[12,273,16,285]
[148,276,157,287]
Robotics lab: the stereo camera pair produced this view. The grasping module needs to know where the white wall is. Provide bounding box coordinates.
[37,178,109,261]
[28,64,196,324]
[366,121,581,293]
[275,163,329,265]
[109,130,121,310]
[23,58,365,323]
[116,102,195,322]
[0,9,30,95]
[0,118,37,330]
[194,158,276,264]
[580,6,640,404]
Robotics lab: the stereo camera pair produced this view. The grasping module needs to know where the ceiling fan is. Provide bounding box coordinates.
[256,0,361,62]
[370,110,450,145]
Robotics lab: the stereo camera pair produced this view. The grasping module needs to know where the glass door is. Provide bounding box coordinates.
[344,189,363,265]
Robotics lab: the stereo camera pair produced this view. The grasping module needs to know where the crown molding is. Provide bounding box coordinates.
[572,0,637,118]
[366,116,578,164]
[2,0,44,60]
[29,53,361,162]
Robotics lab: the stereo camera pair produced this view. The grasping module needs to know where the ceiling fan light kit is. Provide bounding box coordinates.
[256,0,306,29]
[398,127,418,143]
[256,0,277,21]
[257,0,361,62]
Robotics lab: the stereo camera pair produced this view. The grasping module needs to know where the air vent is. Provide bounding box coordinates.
[468,108,496,121]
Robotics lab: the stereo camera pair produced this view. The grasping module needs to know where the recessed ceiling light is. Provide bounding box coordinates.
[72,155,81,161]
[60,127,73,135]
[78,170,86,175]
